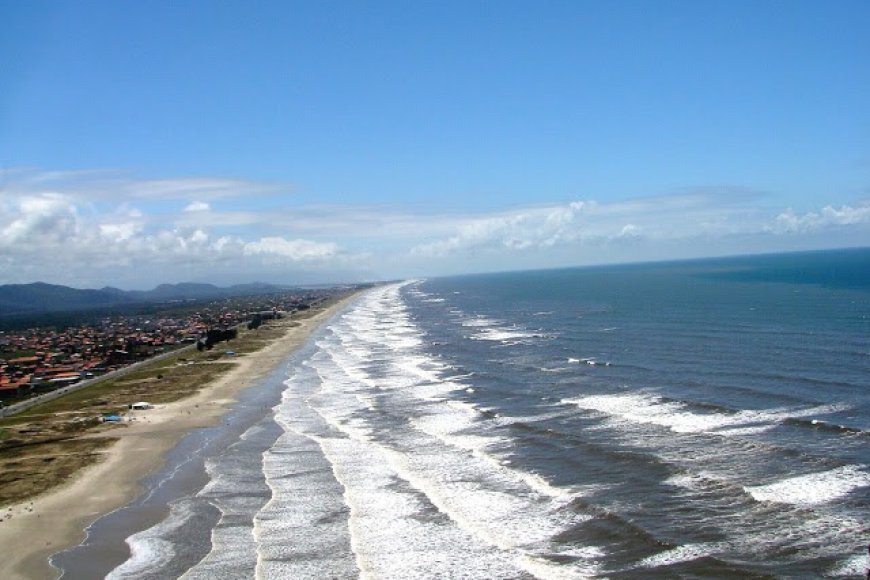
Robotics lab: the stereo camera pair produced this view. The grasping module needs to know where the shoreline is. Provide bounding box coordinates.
[0,293,359,580]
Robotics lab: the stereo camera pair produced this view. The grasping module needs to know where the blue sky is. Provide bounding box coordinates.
[1,0,868,288]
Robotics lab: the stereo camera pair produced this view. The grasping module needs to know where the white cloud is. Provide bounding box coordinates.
[124,177,284,200]
[772,204,870,233]
[243,237,339,260]
[1,168,284,202]
[0,167,867,287]
[410,193,868,261]
[98,222,140,242]
[0,194,79,246]
[0,173,350,286]
[618,224,640,238]
[184,201,211,212]
[191,229,209,243]
[410,198,661,257]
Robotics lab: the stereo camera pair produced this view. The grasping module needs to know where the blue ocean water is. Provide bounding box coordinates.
[58,248,870,578]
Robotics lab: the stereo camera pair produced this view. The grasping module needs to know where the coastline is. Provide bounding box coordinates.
[0,293,359,580]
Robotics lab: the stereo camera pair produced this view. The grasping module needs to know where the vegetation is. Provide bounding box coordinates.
[0,438,113,508]
[2,349,36,360]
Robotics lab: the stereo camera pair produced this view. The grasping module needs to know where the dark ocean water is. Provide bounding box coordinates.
[56,248,870,578]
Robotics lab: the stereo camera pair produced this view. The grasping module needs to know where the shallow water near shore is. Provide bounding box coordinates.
[52,346,302,579]
[55,249,870,578]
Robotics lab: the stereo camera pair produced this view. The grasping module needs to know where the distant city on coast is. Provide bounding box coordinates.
[0,282,363,409]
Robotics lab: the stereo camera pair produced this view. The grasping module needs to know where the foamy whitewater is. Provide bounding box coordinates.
[57,250,870,578]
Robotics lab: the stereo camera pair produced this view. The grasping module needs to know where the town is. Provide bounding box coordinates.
[0,287,349,404]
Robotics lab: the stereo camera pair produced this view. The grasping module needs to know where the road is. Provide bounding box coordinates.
[0,344,196,418]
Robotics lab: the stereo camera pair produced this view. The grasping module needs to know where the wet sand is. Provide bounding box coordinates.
[0,295,358,580]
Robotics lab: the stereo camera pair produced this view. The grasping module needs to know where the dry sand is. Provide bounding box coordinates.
[0,295,358,580]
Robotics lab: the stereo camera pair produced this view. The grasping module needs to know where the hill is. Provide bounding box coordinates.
[0,281,291,318]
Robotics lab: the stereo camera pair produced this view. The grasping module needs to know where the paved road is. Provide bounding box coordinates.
[0,344,196,418]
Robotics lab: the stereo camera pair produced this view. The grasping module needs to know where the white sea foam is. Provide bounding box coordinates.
[182,524,256,579]
[287,313,533,577]
[411,399,581,501]
[183,419,285,577]
[638,542,723,568]
[317,435,528,580]
[712,424,775,436]
[828,552,869,577]
[408,378,466,401]
[563,392,848,436]
[541,365,571,373]
[663,471,722,492]
[411,401,508,456]
[251,360,361,579]
[458,314,544,343]
[728,511,868,571]
[289,282,603,579]
[744,465,870,506]
[255,433,356,578]
[471,327,541,343]
[461,316,500,328]
[521,550,603,579]
[107,499,196,579]
[381,446,593,570]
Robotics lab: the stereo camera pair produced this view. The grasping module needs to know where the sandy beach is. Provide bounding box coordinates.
[0,294,357,580]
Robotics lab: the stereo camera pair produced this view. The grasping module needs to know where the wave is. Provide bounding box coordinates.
[460,315,500,328]
[827,552,870,577]
[784,416,868,437]
[107,499,197,579]
[456,313,549,345]
[470,327,544,343]
[636,542,727,569]
[567,356,612,367]
[256,399,357,578]
[744,465,870,507]
[289,283,606,578]
[562,391,850,436]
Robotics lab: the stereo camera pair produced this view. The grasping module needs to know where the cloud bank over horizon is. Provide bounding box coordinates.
[1,168,867,290]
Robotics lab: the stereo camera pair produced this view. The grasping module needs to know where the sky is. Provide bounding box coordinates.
[1,0,868,289]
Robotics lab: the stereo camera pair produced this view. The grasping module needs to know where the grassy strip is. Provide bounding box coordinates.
[0,438,114,508]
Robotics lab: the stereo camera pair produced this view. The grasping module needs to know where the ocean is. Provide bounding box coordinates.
[55,248,870,578]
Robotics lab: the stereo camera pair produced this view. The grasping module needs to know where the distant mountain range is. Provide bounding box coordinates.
[0,281,293,317]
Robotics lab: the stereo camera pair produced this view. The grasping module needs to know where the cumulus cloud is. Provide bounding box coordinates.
[0,177,349,286]
[0,194,79,247]
[98,222,140,242]
[771,204,870,233]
